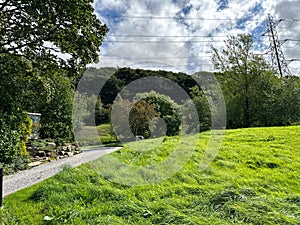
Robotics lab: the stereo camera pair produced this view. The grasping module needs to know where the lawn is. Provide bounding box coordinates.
[1,126,300,224]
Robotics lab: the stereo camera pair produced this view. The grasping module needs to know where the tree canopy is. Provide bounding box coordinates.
[212,34,300,128]
[0,0,108,79]
[0,0,108,169]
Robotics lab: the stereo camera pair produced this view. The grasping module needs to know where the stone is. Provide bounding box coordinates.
[28,161,42,167]
[66,152,74,157]
[37,151,46,157]
[66,145,72,152]
[46,142,56,149]
[58,151,65,156]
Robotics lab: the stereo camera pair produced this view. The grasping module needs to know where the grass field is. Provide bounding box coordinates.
[76,124,120,147]
[1,126,300,224]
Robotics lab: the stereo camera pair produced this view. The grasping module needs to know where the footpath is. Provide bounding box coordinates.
[3,147,121,197]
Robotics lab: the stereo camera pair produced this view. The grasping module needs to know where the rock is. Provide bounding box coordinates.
[66,152,74,157]
[58,151,65,156]
[28,161,42,167]
[37,151,46,157]
[46,142,56,149]
[66,145,72,152]
[63,152,73,157]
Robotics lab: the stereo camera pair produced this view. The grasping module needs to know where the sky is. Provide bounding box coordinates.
[92,0,300,75]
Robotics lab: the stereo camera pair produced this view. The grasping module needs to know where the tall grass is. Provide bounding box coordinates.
[1,126,300,224]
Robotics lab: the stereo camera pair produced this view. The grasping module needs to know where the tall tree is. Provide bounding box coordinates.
[212,34,274,128]
[129,100,158,138]
[0,0,108,157]
[0,0,108,80]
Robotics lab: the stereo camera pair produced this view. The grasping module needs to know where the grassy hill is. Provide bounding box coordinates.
[1,126,300,224]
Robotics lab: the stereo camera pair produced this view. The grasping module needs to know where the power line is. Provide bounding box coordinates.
[106,13,300,21]
[104,40,226,43]
[110,15,262,21]
[106,34,267,39]
[107,34,228,38]
[100,56,212,60]
[279,18,300,22]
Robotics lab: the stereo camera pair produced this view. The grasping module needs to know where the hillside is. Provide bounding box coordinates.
[1,126,300,224]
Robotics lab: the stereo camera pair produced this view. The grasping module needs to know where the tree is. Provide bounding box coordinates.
[0,0,108,148]
[136,91,181,136]
[188,86,211,131]
[0,0,108,80]
[212,34,275,128]
[39,74,74,141]
[129,100,158,138]
[0,54,33,157]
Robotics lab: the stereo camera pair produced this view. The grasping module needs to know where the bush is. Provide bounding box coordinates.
[0,128,21,165]
[0,111,31,172]
[136,91,181,136]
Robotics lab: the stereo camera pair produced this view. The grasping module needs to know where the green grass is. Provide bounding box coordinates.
[1,126,300,224]
[76,124,120,147]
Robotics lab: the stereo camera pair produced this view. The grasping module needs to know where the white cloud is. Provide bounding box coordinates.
[94,0,300,75]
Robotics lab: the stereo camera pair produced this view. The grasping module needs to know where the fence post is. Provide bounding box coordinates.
[0,168,2,208]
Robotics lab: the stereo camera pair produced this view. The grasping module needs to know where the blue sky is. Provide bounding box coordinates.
[93,0,300,75]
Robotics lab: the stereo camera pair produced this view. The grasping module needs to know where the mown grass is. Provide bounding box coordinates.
[1,126,300,224]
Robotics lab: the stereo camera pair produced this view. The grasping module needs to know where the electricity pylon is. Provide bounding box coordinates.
[263,14,291,77]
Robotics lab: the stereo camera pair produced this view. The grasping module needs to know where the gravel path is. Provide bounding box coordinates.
[3,147,121,197]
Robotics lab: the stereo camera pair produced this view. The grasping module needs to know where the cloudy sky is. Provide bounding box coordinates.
[92,0,300,75]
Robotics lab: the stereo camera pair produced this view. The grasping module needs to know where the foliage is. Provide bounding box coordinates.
[72,92,91,134]
[188,86,211,131]
[110,97,135,142]
[87,95,103,126]
[0,115,31,174]
[212,34,300,128]
[1,126,300,224]
[0,0,108,79]
[0,1,108,167]
[0,123,21,164]
[136,91,181,136]
[39,75,74,141]
[129,100,158,138]
[81,67,198,107]
[0,54,32,162]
